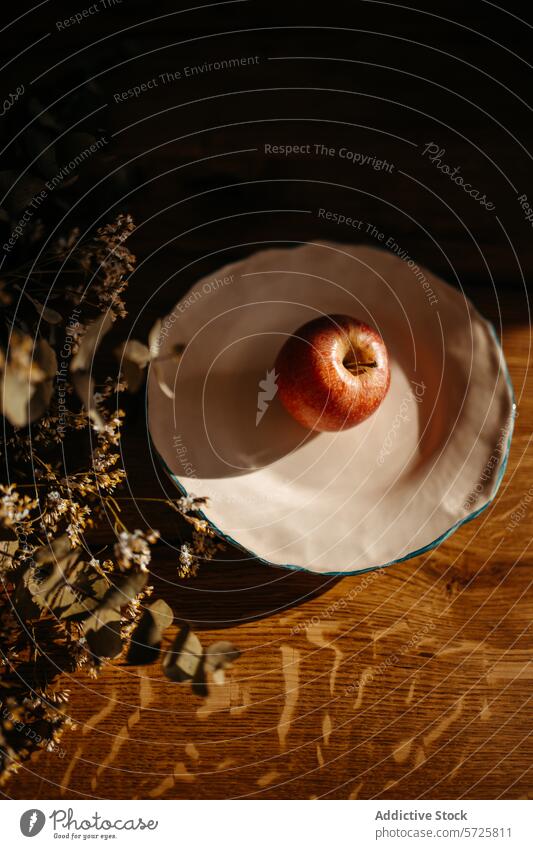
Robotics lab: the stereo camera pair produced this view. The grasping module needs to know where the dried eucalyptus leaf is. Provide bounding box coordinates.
[71,370,93,406]
[148,598,174,629]
[13,566,43,620]
[28,377,55,423]
[28,338,57,422]
[81,569,148,659]
[26,553,109,620]
[117,340,151,366]
[121,359,145,393]
[25,293,62,325]
[163,626,203,682]
[83,607,122,659]
[27,556,145,627]
[71,371,105,430]
[25,552,76,610]
[101,569,148,612]
[150,337,185,400]
[205,641,240,685]
[0,539,18,573]
[34,534,71,565]
[152,359,174,400]
[115,340,151,393]
[0,366,35,427]
[59,569,110,620]
[36,337,57,375]
[71,312,113,372]
[148,319,162,358]
[0,336,57,427]
[126,599,173,665]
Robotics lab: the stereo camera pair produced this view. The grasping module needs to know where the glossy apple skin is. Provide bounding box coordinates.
[275,314,390,432]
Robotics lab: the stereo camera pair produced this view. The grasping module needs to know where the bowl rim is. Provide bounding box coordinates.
[149,323,515,577]
[148,244,516,576]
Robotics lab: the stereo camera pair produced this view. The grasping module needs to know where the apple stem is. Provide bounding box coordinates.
[344,360,377,375]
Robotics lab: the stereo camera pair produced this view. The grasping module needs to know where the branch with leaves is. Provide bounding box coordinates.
[0,215,238,785]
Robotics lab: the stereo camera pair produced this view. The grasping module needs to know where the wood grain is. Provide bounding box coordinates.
[5,317,531,800]
[3,0,533,800]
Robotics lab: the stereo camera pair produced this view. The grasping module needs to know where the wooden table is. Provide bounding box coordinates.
[5,0,532,799]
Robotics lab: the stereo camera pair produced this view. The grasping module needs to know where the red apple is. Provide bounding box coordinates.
[275,314,390,432]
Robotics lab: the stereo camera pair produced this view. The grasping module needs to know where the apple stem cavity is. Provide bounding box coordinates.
[343,359,377,376]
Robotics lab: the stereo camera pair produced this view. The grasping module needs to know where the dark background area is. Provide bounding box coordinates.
[6,0,533,293]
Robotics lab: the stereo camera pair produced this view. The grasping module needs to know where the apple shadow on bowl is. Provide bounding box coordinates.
[172,367,319,478]
[170,348,450,480]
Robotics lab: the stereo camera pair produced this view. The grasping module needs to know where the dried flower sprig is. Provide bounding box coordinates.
[0,214,234,786]
[67,214,135,320]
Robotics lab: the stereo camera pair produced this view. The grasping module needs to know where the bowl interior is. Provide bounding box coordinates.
[148,242,514,574]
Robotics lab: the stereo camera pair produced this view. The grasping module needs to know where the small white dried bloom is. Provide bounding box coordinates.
[0,485,37,525]
[43,491,70,526]
[175,493,208,515]
[176,494,198,513]
[178,542,198,577]
[179,542,194,567]
[114,529,153,572]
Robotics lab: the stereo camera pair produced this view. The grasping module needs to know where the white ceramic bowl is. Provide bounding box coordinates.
[148,242,514,575]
